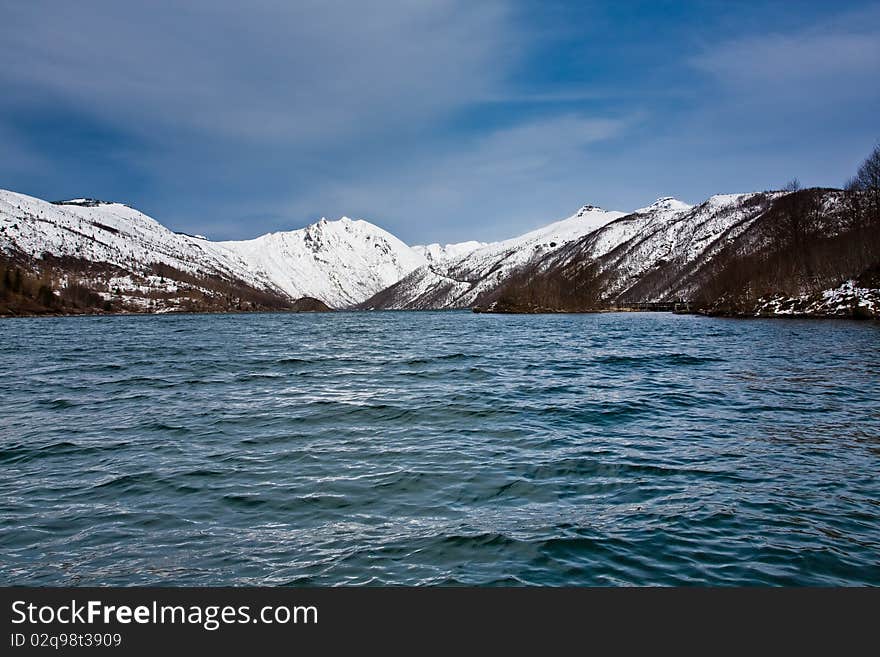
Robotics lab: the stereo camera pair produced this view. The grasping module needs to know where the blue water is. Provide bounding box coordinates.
[1,311,879,586]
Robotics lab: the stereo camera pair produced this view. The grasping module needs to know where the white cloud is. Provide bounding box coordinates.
[691,7,880,106]
[3,2,874,244]
[0,0,515,143]
[271,113,634,244]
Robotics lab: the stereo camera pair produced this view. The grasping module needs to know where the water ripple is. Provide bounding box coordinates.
[0,311,878,585]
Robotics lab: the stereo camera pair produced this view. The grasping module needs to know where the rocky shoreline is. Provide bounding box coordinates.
[1,296,333,319]
[472,279,880,320]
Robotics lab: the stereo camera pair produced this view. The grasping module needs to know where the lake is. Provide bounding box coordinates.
[1,311,879,585]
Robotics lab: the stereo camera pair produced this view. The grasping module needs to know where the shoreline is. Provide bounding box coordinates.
[0,307,333,320]
[4,306,878,321]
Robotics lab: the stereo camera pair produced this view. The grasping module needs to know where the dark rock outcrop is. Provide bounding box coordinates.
[290,296,333,312]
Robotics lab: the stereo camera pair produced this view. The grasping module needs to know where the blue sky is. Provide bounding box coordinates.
[1,1,878,244]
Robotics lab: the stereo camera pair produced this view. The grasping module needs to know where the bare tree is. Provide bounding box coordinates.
[769,186,822,256]
[852,144,880,225]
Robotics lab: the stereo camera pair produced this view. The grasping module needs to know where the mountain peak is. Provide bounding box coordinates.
[313,215,357,227]
[635,196,692,214]
[52,198,121,208]
[576,204,605,216]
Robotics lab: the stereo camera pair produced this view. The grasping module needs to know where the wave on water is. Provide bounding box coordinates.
[1,311,878,585]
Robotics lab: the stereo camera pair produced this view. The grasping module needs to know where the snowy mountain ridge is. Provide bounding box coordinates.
[457,190,866,314]
[9,187,841,316]
[0,190,271,289]
[360,204,630,309]
[0,189,432,309]
[217,216,425,308]
[412,241,487,264]
[360,192,863,310]
[0,188,643,310]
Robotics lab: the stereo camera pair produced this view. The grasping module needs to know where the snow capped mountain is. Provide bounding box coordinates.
[218,217,425,308]
[2,187,644,313]
[0,189,424,309]
[633,196,693,215]
[0,190,271,289]
[9,185,857,317]
[466,191,816,313]
[544,192,774,303]
[361,193,831,311]
[579,197,693,260]
[412,240,486,264]
[361,205,626,309]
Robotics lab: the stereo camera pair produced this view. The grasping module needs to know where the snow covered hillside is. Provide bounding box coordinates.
[467,192,784,311]
[5,186,872,317]
[0,188,634,312]
[412,241,486,264]
[549,193,774,303]
[219,217,424,308]
[0,190,425,310]
[467,188,880,317]
[0,191,268,287]
[363,192,863,311]
[361,204,628,309]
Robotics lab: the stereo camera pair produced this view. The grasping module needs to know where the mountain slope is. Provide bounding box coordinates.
[4,184,875,318]
[361,205,626,309]
[219,217,425,308]
[0,191,268,287]
[0,190,426,312]
[478,192,782,311]
[0,190,297,313]
[546,193,777,304]
[412,240,486,264]
[485,188,879,317]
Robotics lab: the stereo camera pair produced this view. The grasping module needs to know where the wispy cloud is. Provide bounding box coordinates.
[0,0,515,144]
[691,6,880,107]
[271,113,635,244]
[0,1,876,242]
[480,90,615,104]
